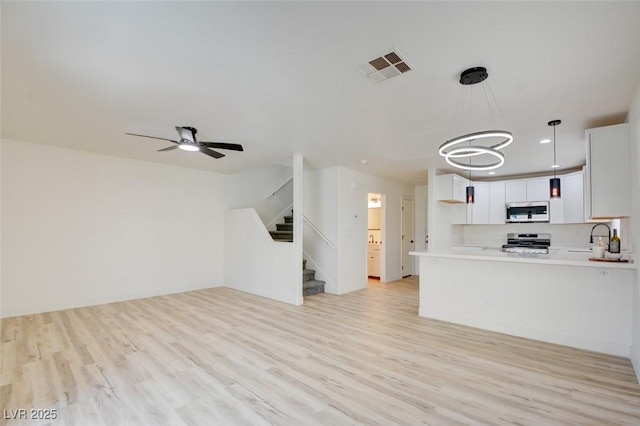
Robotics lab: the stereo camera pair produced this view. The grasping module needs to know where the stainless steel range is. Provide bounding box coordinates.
[501,233,551,254]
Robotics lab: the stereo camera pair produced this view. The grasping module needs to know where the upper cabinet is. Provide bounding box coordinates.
[488,181,506,224]
[469,182,490,224]
[368,207,381,230]
[469,181,505,225]
[563,170,585,223]
[438,170,586,225]
[465,171,584,225]
[586,123,630,220]
[505,180,526,203]
[435,174,468,203]
[526,178,550,202]
[505,178,548,202]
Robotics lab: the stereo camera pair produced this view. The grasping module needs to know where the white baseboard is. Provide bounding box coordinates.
[418,307,631,358]
[1,283,223,319]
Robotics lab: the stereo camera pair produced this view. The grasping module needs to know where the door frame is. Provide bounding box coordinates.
[401,196,415,277]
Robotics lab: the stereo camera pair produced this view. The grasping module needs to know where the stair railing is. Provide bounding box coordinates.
[266,176,293,198]
[265,203,294,231]
[303,215,336,248]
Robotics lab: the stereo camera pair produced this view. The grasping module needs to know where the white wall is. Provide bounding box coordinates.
[628,82,640,381]
[223,208,299,305]
[1,140,227,317]
[427,169,464,251]
[413,185,428,273]
[302,166,412,294]
[226,164,293,229]
[337,168,414,291]
[303,166,339,293]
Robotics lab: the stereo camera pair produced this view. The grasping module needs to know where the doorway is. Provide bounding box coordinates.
[367,193,383,280]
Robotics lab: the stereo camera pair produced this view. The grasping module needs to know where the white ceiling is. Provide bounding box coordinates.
[3,1,640,184]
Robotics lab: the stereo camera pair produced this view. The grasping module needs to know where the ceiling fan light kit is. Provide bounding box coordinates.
[439,66,512,172]
[125,126,243,159]
[178,144,200,152]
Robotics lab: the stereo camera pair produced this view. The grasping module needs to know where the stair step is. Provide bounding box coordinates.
[269,230,293,238]
[303,268,316,282]
[303,279,325,297]
[276,223,293,231]
[283,215,293,224]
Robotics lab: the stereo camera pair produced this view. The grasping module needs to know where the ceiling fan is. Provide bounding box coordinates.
[125,126,244,159]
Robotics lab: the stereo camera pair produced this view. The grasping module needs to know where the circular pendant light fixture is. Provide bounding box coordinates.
[443,146,505,171]
[439,67,512,171]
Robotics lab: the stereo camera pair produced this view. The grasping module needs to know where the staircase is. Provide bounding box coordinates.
[303,259,325,297]
[269,212,293,242]
[269,211,325,296]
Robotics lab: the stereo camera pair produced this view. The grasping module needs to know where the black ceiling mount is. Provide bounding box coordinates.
[548,119,561,126]
[460,67,488,85]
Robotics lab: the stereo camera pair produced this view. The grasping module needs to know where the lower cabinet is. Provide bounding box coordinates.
[368,246,381,277]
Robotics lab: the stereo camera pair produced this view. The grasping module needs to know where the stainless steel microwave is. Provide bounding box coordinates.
[506,201,550,223]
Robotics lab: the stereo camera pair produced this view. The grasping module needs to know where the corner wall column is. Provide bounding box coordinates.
[293,154,304,305]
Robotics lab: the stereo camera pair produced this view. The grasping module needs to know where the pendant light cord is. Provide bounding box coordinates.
[468,141,472,183]
[553,124,557,178]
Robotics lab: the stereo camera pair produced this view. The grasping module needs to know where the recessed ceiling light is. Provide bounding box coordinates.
[551,164,560,168]
[488,171,496,175]
[539,139,551,144]
[360,159,368,165]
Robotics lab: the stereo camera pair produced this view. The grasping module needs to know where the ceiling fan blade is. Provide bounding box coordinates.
[176,126,195,142]
[200,142,244,152]
[200,147,225,159]
[125,133,178,143]
[157,145,179,152]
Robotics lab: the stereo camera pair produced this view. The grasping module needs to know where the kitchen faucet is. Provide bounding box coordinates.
[369,234,374,243]
[589,223,611,249]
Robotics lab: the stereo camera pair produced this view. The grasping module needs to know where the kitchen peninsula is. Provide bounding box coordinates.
[410,250,635,357]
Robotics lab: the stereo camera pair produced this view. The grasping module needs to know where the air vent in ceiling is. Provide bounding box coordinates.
[361,50,412,83]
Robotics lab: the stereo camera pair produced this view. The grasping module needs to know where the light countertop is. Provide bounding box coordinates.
[410,249,636,269]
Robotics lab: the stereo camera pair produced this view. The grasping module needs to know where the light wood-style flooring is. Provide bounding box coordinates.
[2,277,640,425]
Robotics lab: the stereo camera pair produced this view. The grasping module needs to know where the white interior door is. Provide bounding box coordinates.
[401,197,415,277]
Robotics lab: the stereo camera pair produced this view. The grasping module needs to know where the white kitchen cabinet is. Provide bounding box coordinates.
[435,174,468,203]
[489,181,506,224]
[467,181,505,225]
[505,180,526,203]
[454,171,584,225]
[368,245,381,277]
[586,123,630,219]
[506,177,552,203]
[469,182,490,224]
[526,177,550,202]
[563,170,585,223]
[368,207,381,229]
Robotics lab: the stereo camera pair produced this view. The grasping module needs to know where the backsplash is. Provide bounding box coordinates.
[456,223,600,249]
